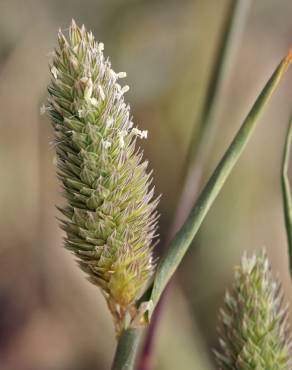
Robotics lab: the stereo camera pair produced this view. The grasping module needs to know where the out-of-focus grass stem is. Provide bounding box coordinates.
[137,2,250,369]
[186,0,250,164]
[176,0,251,232]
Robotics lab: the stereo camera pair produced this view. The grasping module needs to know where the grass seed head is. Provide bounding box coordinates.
[215,250,292,369]
[45,20,160,334]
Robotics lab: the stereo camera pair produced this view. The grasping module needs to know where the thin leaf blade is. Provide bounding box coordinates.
[149,51,292,317]
[282,115,292,277]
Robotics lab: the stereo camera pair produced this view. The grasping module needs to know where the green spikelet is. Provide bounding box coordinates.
[215,250,292,369]
[215,251,292,370]
[44,20,159,334]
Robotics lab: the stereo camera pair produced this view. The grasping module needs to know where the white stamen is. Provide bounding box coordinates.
[117,71,127,79]
[51,66,58,79]
[132,127,148,139]
[102,139,112,149]
[121,85,130,95]
[98,42,104,52]
[141,130,148,139]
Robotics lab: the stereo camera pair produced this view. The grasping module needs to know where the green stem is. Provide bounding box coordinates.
[281,115,292,277]
[111,329,143,370]
[148,51,292,318]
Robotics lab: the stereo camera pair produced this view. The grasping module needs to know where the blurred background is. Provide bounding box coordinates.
[1,0,292,369]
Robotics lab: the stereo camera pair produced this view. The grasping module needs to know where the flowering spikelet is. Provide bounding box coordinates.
[44,20,159,334]
[215,250,292,369]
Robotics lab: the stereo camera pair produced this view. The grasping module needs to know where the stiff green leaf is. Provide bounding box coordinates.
[282,115,292,277]
[148,51,292,317]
